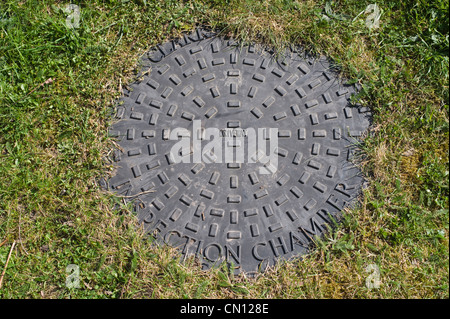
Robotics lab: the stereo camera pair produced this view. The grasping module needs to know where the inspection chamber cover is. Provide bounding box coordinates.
[107,29,371,274]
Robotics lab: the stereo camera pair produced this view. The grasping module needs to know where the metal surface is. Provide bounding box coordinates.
[106,29,371,274]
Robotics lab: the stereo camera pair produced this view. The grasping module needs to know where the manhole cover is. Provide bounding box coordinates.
[106,29,371,274]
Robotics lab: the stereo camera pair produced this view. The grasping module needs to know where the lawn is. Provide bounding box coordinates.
[0,0,448,298]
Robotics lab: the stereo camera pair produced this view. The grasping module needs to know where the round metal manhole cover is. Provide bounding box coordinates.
[106,29,371,274]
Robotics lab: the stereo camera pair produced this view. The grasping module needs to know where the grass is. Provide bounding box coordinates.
[0,0,448,298]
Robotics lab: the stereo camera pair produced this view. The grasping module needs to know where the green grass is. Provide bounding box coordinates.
[0,0,448,298]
